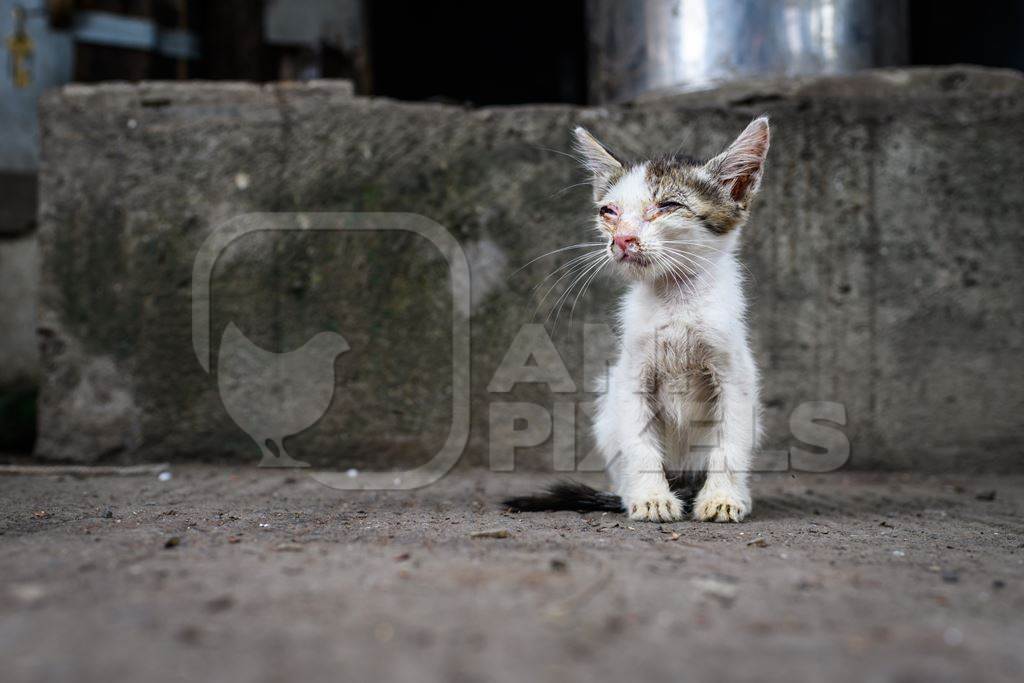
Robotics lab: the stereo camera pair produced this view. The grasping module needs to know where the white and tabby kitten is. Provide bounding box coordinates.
[507,117,770,522]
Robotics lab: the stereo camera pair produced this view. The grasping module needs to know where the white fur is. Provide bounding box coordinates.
[581,121,769,523]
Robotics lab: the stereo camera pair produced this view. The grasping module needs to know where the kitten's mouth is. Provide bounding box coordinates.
[611,242,647,266]
[614,250,648,266]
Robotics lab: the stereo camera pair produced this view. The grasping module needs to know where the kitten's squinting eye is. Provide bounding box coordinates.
[646,201,688,221]
[599,204,619,219]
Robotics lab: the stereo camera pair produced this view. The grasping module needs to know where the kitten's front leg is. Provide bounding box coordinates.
[598,369,680,522]
[692,379,756,523]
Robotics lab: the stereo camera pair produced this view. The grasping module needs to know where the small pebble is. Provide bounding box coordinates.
[158,471,172,482]
[975,490,996,501]
[943,626,964,647]
[164,536,181,549]
[10,583,46,604]
[205,595,235,613]
[374,622,395,643]
[177,625,202,645]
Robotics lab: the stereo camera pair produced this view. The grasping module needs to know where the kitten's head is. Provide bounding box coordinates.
[573,117,770,283]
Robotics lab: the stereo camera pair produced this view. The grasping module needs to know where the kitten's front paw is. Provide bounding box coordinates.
[626,492,683,522]
[693,489,749,523]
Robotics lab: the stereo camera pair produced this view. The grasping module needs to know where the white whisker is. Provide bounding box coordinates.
[659,244,720,275]
[529,249,606,293]
[514,242,604,276]
[549,181,595,199]
[532,145,587,165]
[654,250,701,299]
[532,251,606,319]
[648,252,685,300]
[568,257,610,325]
[661,240,756,282]
[549,254,609,328]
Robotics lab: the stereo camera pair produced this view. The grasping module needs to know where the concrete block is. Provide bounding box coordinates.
[35,69,1024,470]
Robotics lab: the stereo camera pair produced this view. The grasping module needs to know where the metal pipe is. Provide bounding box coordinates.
[587,0,908,103]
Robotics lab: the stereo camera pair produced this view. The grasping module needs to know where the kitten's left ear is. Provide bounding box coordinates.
[573,126,624,200]
[705,116,770,204]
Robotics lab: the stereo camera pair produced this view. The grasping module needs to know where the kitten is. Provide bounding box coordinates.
[506,117,770,522]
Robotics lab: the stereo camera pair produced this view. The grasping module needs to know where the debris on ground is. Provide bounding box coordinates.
[177,625,202,645]
[274,543,304,552]
[205,595,235,613]
[975,490,997,501]
[164,536,181,549]
[469,528,510,539]
[692,577,738,607]
[746,537,769,547]
[10,583,47,604]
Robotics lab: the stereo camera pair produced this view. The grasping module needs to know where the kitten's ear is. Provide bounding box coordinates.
[573,126,624,199]
[705,116,770,204]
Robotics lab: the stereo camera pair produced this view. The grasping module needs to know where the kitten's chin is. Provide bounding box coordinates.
[614,259,654,282]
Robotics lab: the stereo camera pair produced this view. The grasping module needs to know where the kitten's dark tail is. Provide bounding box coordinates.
[502,471,706,514]
[503,480,623,513]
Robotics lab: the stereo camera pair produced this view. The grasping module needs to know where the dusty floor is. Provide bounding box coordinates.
[1,466,1022,683]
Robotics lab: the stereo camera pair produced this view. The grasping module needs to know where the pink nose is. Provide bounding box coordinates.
[613,234,638,253]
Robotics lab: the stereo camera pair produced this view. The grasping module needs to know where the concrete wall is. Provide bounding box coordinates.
[35,68,1024,471]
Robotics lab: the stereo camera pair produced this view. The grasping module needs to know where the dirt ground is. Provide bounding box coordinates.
[1,466,1021,683]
